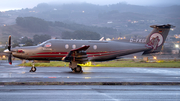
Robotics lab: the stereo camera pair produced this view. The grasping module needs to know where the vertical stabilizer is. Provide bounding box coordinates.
[143,24,175,54]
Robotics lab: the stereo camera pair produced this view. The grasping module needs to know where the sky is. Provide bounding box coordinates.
[0,0,180,11]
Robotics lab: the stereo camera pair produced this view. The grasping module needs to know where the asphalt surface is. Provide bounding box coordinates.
[0,60,180,83]
[0,60,180,101]
[0,85,180,101]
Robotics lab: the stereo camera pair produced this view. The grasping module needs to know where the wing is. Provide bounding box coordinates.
[62,45,90,64]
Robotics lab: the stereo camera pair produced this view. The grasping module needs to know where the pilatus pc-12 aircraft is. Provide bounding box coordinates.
[4,24,175,73]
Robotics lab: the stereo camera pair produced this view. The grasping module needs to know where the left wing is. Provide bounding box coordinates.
[62,45,90,64]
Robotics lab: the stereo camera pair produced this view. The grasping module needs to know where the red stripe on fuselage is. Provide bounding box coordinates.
[32,50,122,58]
[37,52,68,54]
[36,50,120,55]
[30,55,66,58]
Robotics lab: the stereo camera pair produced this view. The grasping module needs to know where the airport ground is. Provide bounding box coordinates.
[0,85,180,101]
[0,60,180,100]
[18,59,180,68]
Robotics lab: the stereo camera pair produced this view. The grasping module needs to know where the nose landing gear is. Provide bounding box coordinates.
[29,66,36,72]
[29,62,37,72]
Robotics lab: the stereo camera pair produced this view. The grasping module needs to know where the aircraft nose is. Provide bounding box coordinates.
[4,49,11,53]
[4,49,18,53]
[4,49,9,52]
[4,48,25,56]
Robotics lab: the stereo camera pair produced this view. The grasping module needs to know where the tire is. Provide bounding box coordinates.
[75,65,82,73]
[31,67,36,72]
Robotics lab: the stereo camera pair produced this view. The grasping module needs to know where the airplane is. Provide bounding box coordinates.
[4,24,175,73]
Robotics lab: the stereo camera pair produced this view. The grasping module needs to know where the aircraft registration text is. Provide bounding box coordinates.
[130,38,146,43]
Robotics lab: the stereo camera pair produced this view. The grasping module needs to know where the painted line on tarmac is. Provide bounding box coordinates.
[0,82,180,85]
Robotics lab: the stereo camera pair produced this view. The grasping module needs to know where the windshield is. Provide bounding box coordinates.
[44,42,51,47]
[37,40,51,47]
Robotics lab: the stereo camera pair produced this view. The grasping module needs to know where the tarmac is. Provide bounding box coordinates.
[0,60,180,100]
[0,85,180,101]
[0,60,180,84]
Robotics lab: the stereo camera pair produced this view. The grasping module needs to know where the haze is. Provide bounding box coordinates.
[1,0,180,11]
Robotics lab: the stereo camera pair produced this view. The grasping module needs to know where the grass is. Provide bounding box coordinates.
[95,59,180,68]
[19,61,69,67]
[18,59,180,68]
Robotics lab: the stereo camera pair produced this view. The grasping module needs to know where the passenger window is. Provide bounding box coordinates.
[93,45,97,50]
[65,44,69,49]
[72,44,76,49]
[44,43,51,47]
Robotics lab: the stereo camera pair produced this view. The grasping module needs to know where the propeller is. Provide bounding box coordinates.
[8,35,11,51]
[5,36,24,65]
[8,54,12,65]
[7,35,12,65]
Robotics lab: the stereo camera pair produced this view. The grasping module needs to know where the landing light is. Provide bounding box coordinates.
[2,55,6,58]
[134,56,137,59]
[153,56,157,60]
[81,61,92,66]
[175,44,179,48]
[85,77,91,79]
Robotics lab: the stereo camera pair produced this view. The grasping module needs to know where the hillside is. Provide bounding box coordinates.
[0,3,180,43]
[0,17,118,43]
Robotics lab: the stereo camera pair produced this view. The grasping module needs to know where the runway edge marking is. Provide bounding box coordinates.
[0,82,180,85]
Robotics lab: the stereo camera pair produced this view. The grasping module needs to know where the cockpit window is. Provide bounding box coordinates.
[44,42,51,47]
[37,40,51,47]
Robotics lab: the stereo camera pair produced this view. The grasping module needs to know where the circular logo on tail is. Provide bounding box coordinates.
[150,33,163,46]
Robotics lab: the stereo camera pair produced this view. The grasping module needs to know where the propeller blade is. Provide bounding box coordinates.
[8,54,12,65]
[8,35,11,51]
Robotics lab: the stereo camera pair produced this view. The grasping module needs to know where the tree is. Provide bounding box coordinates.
[20,37,33,46]
[74,30,100,40]
[16,17,49,32]
[61,30,100,40]
[61,31,73,39]
[33,34,51,45]
[16,17,24,26]
[25,41,33,46]
[20,37,29,44]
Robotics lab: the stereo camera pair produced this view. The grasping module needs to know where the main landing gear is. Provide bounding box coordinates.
[29,62,36,72]
[69,62,83,73]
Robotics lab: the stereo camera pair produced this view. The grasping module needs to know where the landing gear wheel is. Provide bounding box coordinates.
[30,67,36,72]
[74,65,83,73]
[71,68,75,73]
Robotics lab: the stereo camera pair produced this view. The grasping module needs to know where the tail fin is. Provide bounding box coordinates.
[143,24,175,54]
